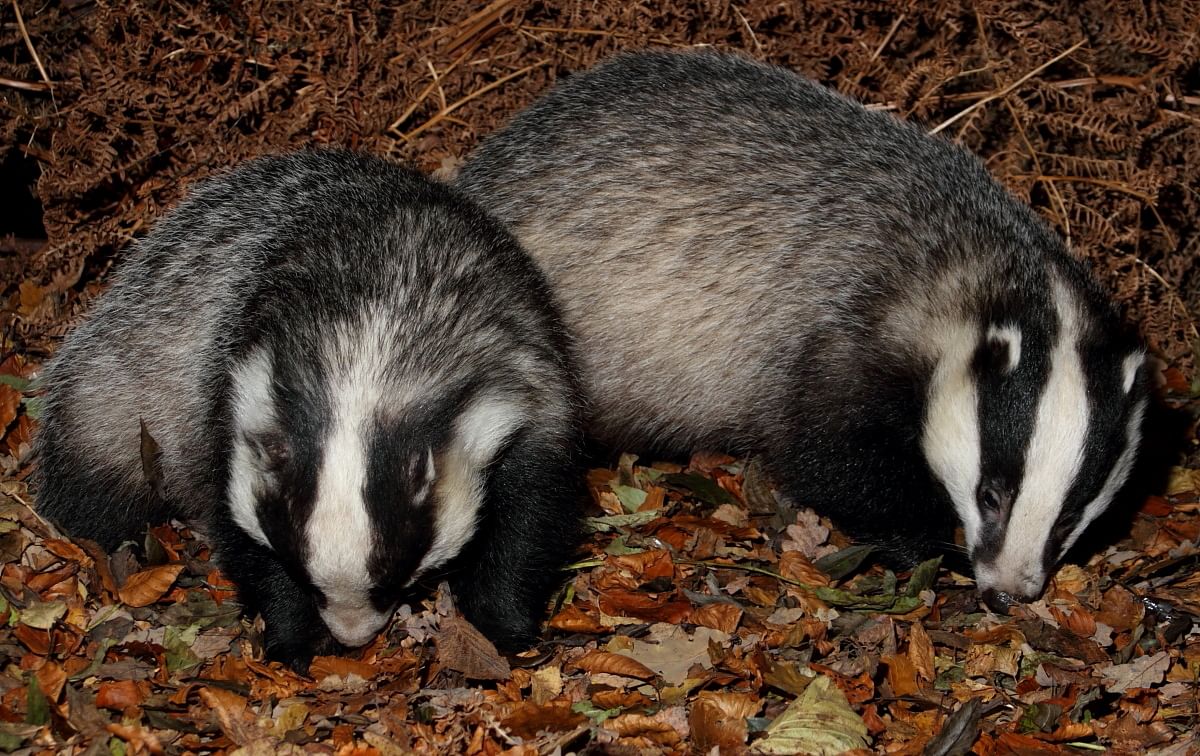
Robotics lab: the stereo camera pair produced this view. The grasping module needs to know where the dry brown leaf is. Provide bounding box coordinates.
[907,621,936,682]
[309,656,377,682]
[199,686,264,746]
[964,644,1021,678]
[33,661,66,703]
[1050,605,1098,638]
[434,612,511,681]
[884,654,919,696]
[547,604,606,634]
[607,712,683,746]
[95,680,148,711]
[117,564,184,607]
[573,651,657,681]
[690,691,761,754]
[777,550,830,587]
[500,700,586,739]
[692,602,743,633]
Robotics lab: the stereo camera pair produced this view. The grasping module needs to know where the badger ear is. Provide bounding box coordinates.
[406,448,437,502]
[248,430,290,473]
[1121,351,1145,394]
[975,324,1022,376]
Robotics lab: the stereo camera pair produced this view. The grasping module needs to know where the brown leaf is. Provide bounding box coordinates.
[1017,619,1109,665]
[883,653,919,696]
[1095,714,1174,750]
[308,656,377,682]
[597,589,691,624]
[1050,605,1098,638]
[42,538,93,567]
[573,651,657,681]
[95,680,148,711]
[692,602,743,634]
[690,691,761,754]
[547,604,605,634]
[0,384,19,431]
[1096,585,1144,632]
[33,661,67,703]
[907,621,936,681]
[106,723,165,755]
[500,700,586,739]
[434,612,511,680]
[777,550,830,587]
[607,712,683,746]
[117,564,184,607]
[199,686,265,746]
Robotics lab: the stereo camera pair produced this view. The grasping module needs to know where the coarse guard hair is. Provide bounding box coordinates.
[457,50,1149,611]
[35,150,584,670]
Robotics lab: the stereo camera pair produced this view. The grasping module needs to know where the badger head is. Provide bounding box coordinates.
[921,275,1147,612]
[223,316,526,648]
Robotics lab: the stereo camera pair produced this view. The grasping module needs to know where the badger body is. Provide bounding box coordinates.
[457,50,1148,608]
[35,151,583,670]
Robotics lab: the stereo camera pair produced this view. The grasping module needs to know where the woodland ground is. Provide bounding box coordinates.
[1,1,1198,754]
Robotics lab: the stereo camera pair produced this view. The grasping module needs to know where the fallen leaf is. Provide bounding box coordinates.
[751,674,870,755]
[434,612,511,680]
[691,601,743,633]
[617,624,729,686]
[19,599,66,630]
[95,680,148,711]
[690,691,760,754]
[923,698,982,756]
[573,651,657,681]
[502,700,586,739]
[118,564,185,607]
[530,665,563,706]
[908,621,936,681]
[309,656,377,682]
[1099,652,1171,693]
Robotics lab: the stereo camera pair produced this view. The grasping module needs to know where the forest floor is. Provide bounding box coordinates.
[1,1,1198,753]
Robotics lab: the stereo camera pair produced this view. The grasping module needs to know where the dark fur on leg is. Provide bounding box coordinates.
[449,428,584,652]
[208,511,342,674]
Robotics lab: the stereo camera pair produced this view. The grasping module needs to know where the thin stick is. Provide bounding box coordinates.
[11,0,52,88]
[732,5,763,55]
[0,75,50,92]
[387,50,471,132]
[930,39,1086,135]
[396,59,549,142]
[870,14,905,62]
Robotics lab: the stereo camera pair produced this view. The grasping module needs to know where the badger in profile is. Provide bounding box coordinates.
[34,151,583,671]
[457,50,1149,612]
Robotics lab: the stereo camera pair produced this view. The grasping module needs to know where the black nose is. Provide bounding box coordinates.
[981,588,1022,614]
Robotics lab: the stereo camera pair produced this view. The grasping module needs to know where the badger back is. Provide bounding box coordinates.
[457,50,1148,603]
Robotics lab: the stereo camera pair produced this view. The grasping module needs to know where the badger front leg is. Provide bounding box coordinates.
[208,513,341,674]
[450,428,584,651]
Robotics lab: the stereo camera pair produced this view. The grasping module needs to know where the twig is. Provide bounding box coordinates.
[732,5,763,55]
[395,59,550,142]
[11,0,53,89]
[387,50,472,132]
[930,39,1087,135]
[0,75,50,92]
[870,13,905,62]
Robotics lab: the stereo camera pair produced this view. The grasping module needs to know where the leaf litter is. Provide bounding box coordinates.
[1,0,1199,753]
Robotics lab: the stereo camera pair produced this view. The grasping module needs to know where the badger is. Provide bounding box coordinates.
[34,151,584,671]
[456,50,1149,612]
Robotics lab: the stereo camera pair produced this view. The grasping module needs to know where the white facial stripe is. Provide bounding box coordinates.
[1122,352,1144,394]
[306,315,393,647]
[414,395,526,578]
[984,281,1089,598]
[922,321,983,550]
[986,324,1022,374]
[1060,398,1146,556]
[226,349,274,549]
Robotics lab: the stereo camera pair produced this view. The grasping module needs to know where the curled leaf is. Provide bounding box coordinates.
[572,651,657,681]
[118,564,185,607]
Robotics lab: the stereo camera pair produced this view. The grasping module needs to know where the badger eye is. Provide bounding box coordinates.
[977,484,1007,514]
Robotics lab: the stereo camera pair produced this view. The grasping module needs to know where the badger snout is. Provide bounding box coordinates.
[973,562,1045,613]
[319,602,392,648]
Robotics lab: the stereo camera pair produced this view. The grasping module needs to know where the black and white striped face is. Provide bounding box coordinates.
[922,280,1146,604]
[224,316,527,648]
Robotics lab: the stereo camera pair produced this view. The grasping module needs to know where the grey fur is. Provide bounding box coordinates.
[458,50,1146,598]
[35,151,583,668]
